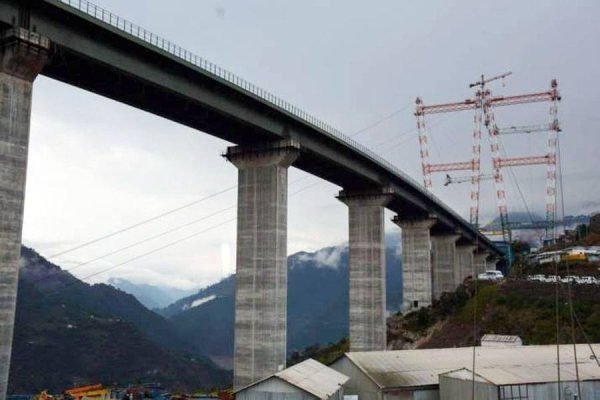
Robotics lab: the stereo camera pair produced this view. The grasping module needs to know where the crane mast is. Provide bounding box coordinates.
[414,74,561,243]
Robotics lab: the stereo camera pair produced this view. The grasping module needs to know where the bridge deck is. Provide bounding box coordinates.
[0,0,501,255]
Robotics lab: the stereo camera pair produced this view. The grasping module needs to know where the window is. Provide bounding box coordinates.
[499,384,529,400]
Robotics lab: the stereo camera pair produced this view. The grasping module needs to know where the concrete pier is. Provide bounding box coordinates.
[338,189,393,352]
[456,245,477,284]
[431,234,460,299]
[225,140,300,390]
[393,216,436,312]
[474,252,490,275]
[0,28,49,398]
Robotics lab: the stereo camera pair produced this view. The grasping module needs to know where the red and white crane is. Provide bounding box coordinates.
[414,74,561,243]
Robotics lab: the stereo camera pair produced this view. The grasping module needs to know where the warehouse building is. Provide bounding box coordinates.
[235,358,349,400]
[440,364,600,400]
[329,344,600,400]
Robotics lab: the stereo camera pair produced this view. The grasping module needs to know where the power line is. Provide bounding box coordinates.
[31,104,424,292]
[47,185,237,260]
[41,105,414,262]
[36,172,331,297]
[349,103,413,138]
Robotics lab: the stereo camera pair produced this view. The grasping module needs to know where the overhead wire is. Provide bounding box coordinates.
[557,134,583,397]
[497,138,545,243]
[41,103,415,263]
[32,103,418,293]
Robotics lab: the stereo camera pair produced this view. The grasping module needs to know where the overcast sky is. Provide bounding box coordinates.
[21,0,600,291]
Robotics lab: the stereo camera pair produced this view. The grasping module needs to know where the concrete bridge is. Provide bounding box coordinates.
[0,0,502,394]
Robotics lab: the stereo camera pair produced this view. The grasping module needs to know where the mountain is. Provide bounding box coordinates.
[107,277,196,310]
[9,247,230,394]
[159,235,403,368]
[484,211,590,230]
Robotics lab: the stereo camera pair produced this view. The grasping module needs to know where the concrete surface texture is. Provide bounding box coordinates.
[226,141,300,390]
[431,234,460,299]
[393,217,436,312]
[456,245,477,285]
[474,252,490,275]
[338,190,393,352]
[0,29,49,398]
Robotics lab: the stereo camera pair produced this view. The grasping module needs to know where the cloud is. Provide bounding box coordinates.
[183,295,217,310]
[297,243,347,269]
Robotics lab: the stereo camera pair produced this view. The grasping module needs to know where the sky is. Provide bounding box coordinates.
[21,0,600,291]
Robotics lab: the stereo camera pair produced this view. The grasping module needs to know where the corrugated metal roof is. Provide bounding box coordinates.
[275,358,349,399]
[342,344,600,389]
[444,363,600,385]
[235,358,349,399]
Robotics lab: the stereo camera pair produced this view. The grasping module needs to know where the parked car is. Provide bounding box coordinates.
[560,275,578,284]
[478,270,504,281]
[528,274,546,282]
[575,276,596,285]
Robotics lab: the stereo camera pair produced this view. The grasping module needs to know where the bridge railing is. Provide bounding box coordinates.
[56,1,423,182]
[54,0,486,239]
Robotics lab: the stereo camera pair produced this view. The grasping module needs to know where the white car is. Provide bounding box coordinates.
[575,276,596,285]
[528,274,546,282]
[560,276,578,284]
[478,270,504,281]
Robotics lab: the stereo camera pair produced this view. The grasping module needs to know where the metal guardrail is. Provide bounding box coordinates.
[55,0,418,180]
[53,0,496,247]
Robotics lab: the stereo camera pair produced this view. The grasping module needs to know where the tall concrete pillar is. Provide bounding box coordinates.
[474,252,490,276]
[456,245,477,284]
[431,234,460,299]
[393,216,436,312]
[338,189,393,352]
[225,140,300,390]
[0,28,49,398]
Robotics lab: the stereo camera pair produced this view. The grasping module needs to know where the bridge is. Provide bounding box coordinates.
[0,0,502,394]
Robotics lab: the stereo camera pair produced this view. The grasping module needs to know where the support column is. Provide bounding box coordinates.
[0,28,49,398]
[338,189,394,352]
[225,140,300,390]
[393,216,436,312]
[431,234,460,299]
[474,252,490,276]
[456,245,477,284]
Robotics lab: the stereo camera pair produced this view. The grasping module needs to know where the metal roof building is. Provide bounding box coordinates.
[481,334,523,347]
[329,344,600,400]
[440,364,600,400]
[235,358,349,400]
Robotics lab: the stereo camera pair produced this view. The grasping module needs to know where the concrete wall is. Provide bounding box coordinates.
[431,235,459,299]
[339,190,392,352]
[0,28,49,399]
[393,217,436,312]
[456,245,476,285]
[474,253,489,275]
[226,141,299,390]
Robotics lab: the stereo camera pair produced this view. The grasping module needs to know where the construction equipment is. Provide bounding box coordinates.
[415,74,561,242]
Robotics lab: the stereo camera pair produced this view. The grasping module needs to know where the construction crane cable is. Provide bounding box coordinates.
[497,138,544,242]
[571,308,600,368]
[557,135,583,397]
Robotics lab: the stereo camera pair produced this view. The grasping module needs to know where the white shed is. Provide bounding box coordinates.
[235,358,349,400]
[481,334,522,347]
